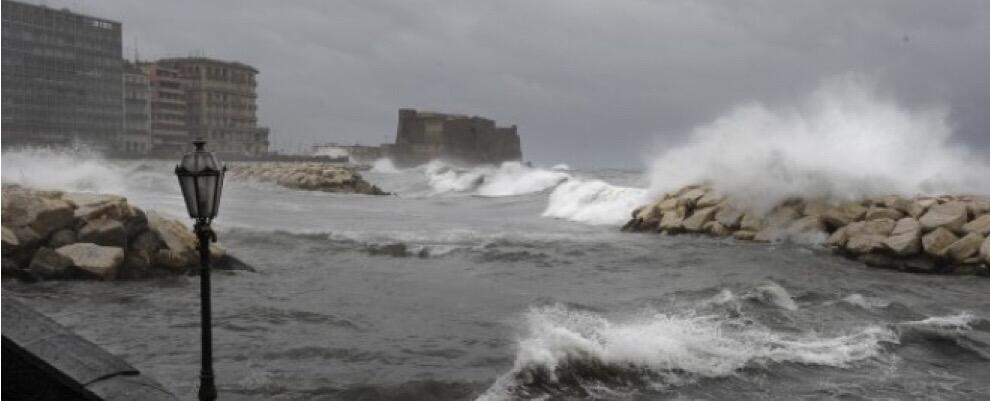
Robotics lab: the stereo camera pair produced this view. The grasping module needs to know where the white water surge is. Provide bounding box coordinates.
[1,148,129,195]
[479,303,896,400]
[647,76,990,212]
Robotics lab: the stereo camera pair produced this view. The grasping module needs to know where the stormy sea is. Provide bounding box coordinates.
[3,81,990,400]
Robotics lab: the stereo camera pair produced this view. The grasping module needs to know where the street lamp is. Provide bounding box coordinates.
[175,139,226,401]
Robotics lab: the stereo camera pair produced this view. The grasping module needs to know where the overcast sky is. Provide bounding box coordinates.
[35,0,990,167]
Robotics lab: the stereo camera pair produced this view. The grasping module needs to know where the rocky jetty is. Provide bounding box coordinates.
[228,162,388,195]
[1,185,244,281]
[623,185,990,275]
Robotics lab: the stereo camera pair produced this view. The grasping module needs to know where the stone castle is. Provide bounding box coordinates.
[388,109,522,166]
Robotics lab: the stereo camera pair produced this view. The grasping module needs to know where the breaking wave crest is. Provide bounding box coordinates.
[646,75,990,212]
[424,161,570,196]
[896,313,990,360]
[542,179,647,225]
[1,147,150,196]
[479,304,896,400]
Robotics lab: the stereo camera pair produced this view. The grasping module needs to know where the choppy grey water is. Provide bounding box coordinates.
[3,156,990,401]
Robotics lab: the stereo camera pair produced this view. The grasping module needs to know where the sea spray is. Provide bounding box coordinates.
[370,158,401,174]
[423,161,570,196]
[478,303,896,400]
[646,76,990,213]
[1,148,130,195]
[542,179,647,225]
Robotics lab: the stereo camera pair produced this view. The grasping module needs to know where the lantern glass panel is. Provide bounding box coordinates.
[211,171,225,218]
[178,174,200,217]
[197,174,218,219]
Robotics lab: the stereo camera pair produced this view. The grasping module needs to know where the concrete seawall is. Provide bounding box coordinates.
[2,293,177,400]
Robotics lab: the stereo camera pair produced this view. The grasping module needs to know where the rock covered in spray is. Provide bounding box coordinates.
[624,183,989,275]
[228,162,389,195]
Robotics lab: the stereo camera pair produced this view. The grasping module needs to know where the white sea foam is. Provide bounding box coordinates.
[424,161,570,197]
[369,158,401,174]
[478,304,895,400]
[1,148,129,194]
[646,75,990,213]
[542,179,647,225]
[745,281,799,311]
[839,294,891,310]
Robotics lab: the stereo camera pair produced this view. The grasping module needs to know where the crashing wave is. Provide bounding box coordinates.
[424,161,570,196]
[479,304,895,400]
[542,179,647,225]
[895,313,990,360]
[1,147,130,195]
[645,75,990,212]
[369,158,401,174]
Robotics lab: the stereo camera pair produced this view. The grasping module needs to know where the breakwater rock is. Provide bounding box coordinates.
[228,162,389,195]
[623,185,990,275]
[1,185,246,281]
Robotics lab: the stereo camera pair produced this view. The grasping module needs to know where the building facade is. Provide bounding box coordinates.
[393,109,521,166]
[1,0,122,149]
[158,57,270,156]
[120,61,150,153]
[140,63,188,153]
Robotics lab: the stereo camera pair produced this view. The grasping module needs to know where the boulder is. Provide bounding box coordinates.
[883,218,922,256]
[964,199,990,216]
[147,212,198,269]
[129,230,162,256]
[55,243,124,280]
[822,202,868,229]
[765,206,801,229]
[845,233,886,254]
[981,236,990,265]
[677,188,707,208]
[121,250,152,279]
[682,207,718,232]
[3,195,75,238]
[827,226,849,248]
[78,218,126,247]
[154,249,192,273]
[636,205,663,230]
[944,233,985,264]
[801,199,832,217]
[962,214,990,236]
[46,228,77,249]
[123,206,149,240]
[733,230,756,241]
[658,211,685,232]
[715,207,745,229]
[789,215,825,234]
[865,206,904,221]
[696,191,725,209]
[919,201,968,233]
[703,221,731,237]
[844,219,896,255]
[7,226,41,264]
[65,193,133,224]
[921,227,959,258]
[886,197,927,218]
[28,247,73,279]
[740,213,763,232]
[658,197,678,211]
[1,227,18,256]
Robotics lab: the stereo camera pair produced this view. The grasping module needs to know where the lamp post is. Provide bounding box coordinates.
[175,139,226,401]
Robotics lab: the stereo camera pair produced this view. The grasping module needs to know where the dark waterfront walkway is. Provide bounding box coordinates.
[2,293,177,401]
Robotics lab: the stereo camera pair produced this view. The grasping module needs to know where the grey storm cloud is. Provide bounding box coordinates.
[38,0,990,167]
